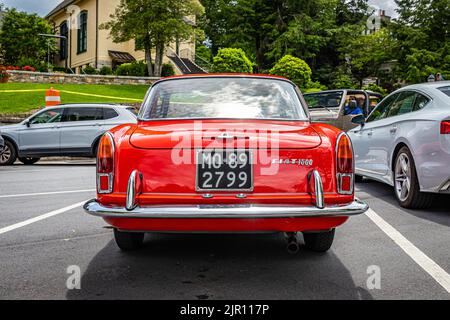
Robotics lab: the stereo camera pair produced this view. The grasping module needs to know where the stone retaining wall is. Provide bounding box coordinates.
[6,70,159,85]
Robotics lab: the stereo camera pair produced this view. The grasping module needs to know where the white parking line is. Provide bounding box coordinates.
[366,208,450,294]
[0,201,86,235]
[0,189,95,199]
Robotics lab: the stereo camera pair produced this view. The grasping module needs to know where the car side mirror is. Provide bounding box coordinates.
[351,114,366,126]
[25,121,31,128]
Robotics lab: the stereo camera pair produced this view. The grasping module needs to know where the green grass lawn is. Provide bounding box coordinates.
[0,83,150,114]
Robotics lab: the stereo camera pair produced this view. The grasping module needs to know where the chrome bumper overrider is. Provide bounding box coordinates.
[83,199,368,219]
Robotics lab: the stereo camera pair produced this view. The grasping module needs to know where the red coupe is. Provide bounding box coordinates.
[84,74,368,252]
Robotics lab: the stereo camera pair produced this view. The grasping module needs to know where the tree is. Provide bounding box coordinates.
[269,55,312,88]
[340,28,394,87]
[211,48,253,73]
[391,0,450,83]
[102,0,204,77]
[0,8,56,66]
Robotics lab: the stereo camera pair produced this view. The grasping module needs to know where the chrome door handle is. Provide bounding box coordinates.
[367,130,373,136]
[390,127,397,134]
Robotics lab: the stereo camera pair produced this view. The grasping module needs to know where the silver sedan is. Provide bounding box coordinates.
[348,81,450,209]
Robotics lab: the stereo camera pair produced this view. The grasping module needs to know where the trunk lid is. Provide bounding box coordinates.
[130,120,322,149]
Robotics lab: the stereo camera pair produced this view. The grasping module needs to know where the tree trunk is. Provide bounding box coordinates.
[144,36,154,77]
[154,42,164,77]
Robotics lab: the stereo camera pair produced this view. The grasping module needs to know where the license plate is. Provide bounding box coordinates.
[196,149,253,191]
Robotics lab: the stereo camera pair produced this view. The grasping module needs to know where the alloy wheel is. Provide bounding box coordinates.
[0,144,11,164]
[395,153,411,202]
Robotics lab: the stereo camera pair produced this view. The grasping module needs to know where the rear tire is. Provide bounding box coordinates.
[303,229,335,252]
[394,147,434,209]
[18,157,40,165]
[0,140,17,165]
[113,229,144,251]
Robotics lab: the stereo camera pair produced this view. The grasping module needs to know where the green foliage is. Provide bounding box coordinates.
[161,63,175,77]
[211,48,253,73]
[0,8,56,66]
[115,61,148,76]
[306,81,328,92]
[362,84,387,96]
[329,67,357,89]
[99,66,114,75]
[16,57,48,72]
[269,55,312,88]
[404,49,439,83]
[83,65,98,75]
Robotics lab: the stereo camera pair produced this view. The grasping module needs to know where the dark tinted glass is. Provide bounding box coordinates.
[30,108,64,124]
[386,91,416,117]
[304,91,343,109]
[367,93,399,122]
[63,107,102,122]
[438,86,450,97]
[413,93,430,111]
[103,108,119,120]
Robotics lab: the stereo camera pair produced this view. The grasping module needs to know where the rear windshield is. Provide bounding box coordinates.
[438,86,450,97]
[304,91,343,109]
[139,77,307,120]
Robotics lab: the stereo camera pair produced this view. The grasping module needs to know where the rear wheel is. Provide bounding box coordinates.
[113,229,144,251]
[0,140,17,165]
[394,147,434,209]
[18,157,40,165]
[303,229,335,252]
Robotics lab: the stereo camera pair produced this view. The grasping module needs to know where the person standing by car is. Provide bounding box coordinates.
[436,73,445,81]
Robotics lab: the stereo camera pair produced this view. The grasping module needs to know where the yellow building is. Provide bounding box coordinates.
[46,0,201,74]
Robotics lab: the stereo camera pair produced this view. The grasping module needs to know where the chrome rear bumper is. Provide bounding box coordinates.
[83,199,368,219]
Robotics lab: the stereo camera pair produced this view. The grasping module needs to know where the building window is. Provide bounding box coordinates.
[60,21,68,60]
[77,11,88,54]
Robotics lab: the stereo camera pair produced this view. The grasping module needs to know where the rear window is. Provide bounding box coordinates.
[438,86,450,97]
[103,108,119,120]
[139,77,307,120]
[304,91,343,109]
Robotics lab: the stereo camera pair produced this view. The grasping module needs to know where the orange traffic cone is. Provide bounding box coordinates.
[45,87,61,107]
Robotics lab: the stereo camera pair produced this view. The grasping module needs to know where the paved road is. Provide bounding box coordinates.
[0,162,449,300]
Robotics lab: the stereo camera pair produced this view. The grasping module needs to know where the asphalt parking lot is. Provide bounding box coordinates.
[0,161,449,300]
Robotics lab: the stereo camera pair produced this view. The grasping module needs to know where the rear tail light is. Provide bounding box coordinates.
[97,133,115,194]
[336,133,354,195]
[441,121,450,134]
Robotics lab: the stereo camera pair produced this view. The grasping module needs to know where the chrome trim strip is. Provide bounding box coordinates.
[308,170,324,209]
[126,170,139,211]
[83,199,368,219]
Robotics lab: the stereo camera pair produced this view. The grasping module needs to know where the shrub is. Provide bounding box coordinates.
[99,66,113,75]
[269,55,312,88]
[53,66,68,73]
[161,63,175,77]
[83,65,98,75]
[211,48,253,73]
[115,61,147,76]
[362,83,387,96]
[0,66,10,83]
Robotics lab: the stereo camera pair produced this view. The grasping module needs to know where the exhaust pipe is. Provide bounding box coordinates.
[285,232,299,254]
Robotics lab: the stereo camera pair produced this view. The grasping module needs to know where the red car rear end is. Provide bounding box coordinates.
[84,75,368,252]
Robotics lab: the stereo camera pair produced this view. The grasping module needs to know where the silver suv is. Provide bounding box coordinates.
[0,104,137,165]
